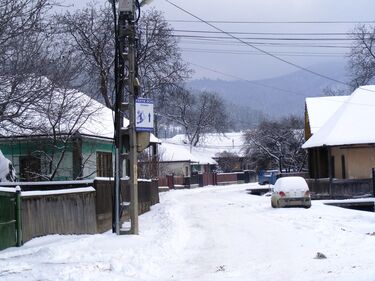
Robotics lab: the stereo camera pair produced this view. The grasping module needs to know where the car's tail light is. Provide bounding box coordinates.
[279,191,286,197]
[304,190,310,197]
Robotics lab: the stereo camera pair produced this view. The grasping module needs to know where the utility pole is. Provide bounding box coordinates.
[114,0,139,235]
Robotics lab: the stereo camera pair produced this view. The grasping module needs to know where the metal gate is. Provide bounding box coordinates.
[0,187,22,251]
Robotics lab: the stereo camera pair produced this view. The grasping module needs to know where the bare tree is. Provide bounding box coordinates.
[322,85,348,97]
[0,0,53,127]
[160,87,230,146]
[348,25,375,89]
[12,88,104,181]
[137,9,192,98]
[56,4,115,107]
[243,116,307,172]
[57,4,191,108]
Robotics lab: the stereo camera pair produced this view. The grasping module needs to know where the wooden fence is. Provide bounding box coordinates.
[94,179,159,232]
[0,187,22,250]
[306,178,374,199]
[158,170,257,189]
[21,188,97,242]
[2,179,160,245]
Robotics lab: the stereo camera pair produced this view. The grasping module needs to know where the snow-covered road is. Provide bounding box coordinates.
[1,183,375,281]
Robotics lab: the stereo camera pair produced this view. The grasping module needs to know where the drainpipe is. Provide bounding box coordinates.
[15,186,22,246]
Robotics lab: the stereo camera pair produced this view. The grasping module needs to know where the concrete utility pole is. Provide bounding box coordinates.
[114,0,138,235]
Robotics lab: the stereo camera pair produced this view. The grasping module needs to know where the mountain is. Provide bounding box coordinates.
[187,61,349,121]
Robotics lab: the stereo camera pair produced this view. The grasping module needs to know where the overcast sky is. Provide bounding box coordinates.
[63,0,375,81]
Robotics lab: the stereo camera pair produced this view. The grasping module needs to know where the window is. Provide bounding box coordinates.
[20,155,41,182]
[96,152,113,177]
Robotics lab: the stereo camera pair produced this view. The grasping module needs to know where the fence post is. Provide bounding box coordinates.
[15,186,22,247]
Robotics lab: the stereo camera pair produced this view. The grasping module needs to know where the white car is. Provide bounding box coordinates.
[271,176,311,208]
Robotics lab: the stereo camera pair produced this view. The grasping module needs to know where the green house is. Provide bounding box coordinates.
[0,91,121,181]
[0,134,115,181]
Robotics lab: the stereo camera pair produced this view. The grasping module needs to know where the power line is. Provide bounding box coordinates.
[181,48,345,57]
[188,62,375,109]
[165,0,351,86]
[188,61,307,98]
[166,19,375,24]
[142,28,361,36]
[179,39,352,49]
[171,34,356,41]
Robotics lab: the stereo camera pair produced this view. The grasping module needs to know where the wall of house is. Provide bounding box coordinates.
[331,146,375,179]
[81,137,114,179]
[159,161,191,177]
[0,136,115,181]
[0,138,74,181]
[307,147,329,179]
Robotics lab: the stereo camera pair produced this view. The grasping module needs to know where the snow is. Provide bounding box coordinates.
[1,183,375,281]
[159,142,218,164]
[21,187,95,197]
[303,85,375,148]
[274,176,309,192]
[159,132,247,165]
[166,132,246,156]
[0,150,16,182]
[305,95,349,135]
[0,186,17,193]
[0,179,93,186]
[0,90,160,143]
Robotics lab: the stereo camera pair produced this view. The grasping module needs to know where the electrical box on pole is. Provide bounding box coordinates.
[118,0,133,13]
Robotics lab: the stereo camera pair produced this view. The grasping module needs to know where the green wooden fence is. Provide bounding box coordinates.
[0,187,22,251]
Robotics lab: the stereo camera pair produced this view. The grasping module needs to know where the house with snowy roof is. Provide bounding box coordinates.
[303,85,375,183]
[158,141,217,177]
[303,95,349,179]
[158,132,249,176]
[0,90,158,181]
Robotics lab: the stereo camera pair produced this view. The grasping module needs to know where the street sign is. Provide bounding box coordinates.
[135,98,154,132]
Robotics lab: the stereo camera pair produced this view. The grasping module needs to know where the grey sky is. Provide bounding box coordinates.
[63,0,375,80]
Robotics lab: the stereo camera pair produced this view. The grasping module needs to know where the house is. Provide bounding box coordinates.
[158,141,217,177]
[303,85,375,181]
[303,95,349,178]
[158,132,249,176]
[0,91,158,181]
[0,92,117,181]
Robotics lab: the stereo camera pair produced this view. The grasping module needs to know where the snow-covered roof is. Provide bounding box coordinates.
[0,90,160,143]
[159,132,247,165]
[306,95,349,135]
[165,132,246,157]
[159,142,217,165]
[303,85,375,148]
